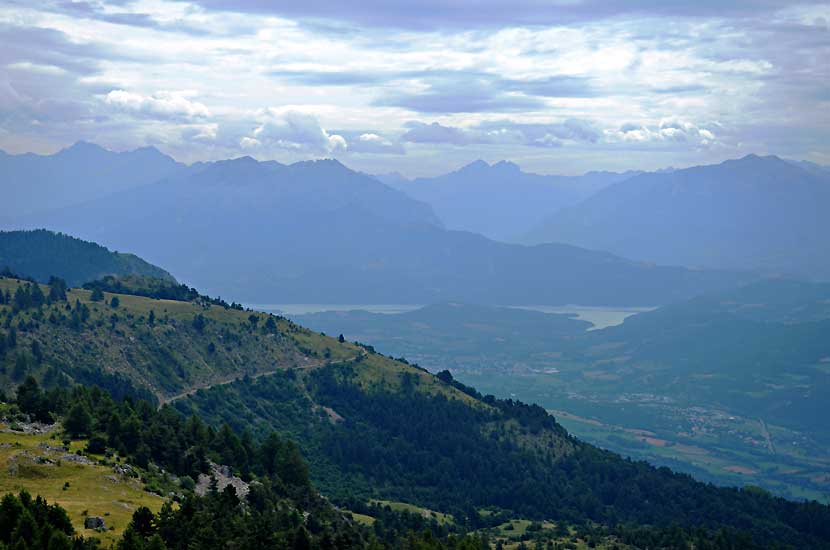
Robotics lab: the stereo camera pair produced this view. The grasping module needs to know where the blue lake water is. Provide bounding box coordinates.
[247,303,654,330]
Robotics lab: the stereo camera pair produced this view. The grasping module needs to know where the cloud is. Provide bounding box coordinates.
[2,0,828,172]
[243,110,348,154]
[365,69,595,114]
[401,122,475,145]
[375,75,548,114]
[402,119,601,148]
[608,119,720,146]
[503,76,596,98]
[40,0,211,35]
[171,0,821,29]
[268,70,386,86]
[0,24,113,77]
[103,90,212,120]
[334,131,405,154]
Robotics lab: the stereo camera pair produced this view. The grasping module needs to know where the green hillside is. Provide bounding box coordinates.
[0,229,174,287]
[297,284,830,503]
[0,275,361,404]
[2,273,830,548]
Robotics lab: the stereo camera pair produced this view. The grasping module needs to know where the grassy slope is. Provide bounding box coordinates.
[0,278,344,400]
[0,423,164,545]
[0,277,482,407]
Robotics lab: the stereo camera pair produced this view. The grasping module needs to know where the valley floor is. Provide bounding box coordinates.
[458,372,830,504]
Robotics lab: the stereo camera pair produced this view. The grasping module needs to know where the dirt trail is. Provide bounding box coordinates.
[156,353,364,408]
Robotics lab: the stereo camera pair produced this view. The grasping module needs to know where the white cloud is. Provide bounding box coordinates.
[7,62,68,75]
[607,119,720,147]
[240,136,261,148]
[103,90,211,120]
[247,110,347,153]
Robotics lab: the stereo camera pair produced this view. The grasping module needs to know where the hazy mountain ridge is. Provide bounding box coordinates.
[7,148,748,306]
[525,154,830,279]
[386,159,637,241]
[0,141,185,219]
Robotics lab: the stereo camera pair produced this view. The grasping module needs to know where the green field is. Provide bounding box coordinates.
[0,423,164,545]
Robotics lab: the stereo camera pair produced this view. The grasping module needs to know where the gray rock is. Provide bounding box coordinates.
[84,516,105,530]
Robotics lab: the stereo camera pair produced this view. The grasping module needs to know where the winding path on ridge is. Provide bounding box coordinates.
[156,352,365,408]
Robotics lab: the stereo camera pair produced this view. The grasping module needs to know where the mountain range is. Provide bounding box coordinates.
[0,141,184,220]
[3,143,748,307]
[380,160,635,241]
[525,155,830,279]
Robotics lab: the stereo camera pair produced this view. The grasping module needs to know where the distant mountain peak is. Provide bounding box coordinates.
[492,160,521,173]
[290,158,357,178]
[59,140,107,156]
[458,159,490,173]
[732,153,784,165]
[227,155,259,164]
[133,144,163,155]
[455,159,523,175]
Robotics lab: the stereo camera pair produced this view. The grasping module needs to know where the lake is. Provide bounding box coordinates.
[247,303,653,330]
[509,305,655,330]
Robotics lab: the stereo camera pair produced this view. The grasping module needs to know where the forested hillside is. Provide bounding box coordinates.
[0,274,360,403]
[297,282,830,502]
[0,230,174,287]
[2,272,830,548]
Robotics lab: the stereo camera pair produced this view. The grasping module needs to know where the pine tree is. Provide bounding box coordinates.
[64,401,93,438]
[47,277,67,302]
[13,286,29,312]
[90,287,104,302]
[30,284,45,308]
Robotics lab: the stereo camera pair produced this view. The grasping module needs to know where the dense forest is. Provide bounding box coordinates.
[173,364,830,548]
[4,379,823,549]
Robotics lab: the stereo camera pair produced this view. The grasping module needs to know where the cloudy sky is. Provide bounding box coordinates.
[0,0,828,176]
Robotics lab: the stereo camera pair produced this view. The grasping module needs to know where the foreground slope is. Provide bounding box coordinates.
[0,425,164,545]
[2,274,829,547]
[0,275,357,403]
[526,155,830,279]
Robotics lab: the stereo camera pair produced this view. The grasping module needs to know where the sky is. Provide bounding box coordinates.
[0,0,828,176]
